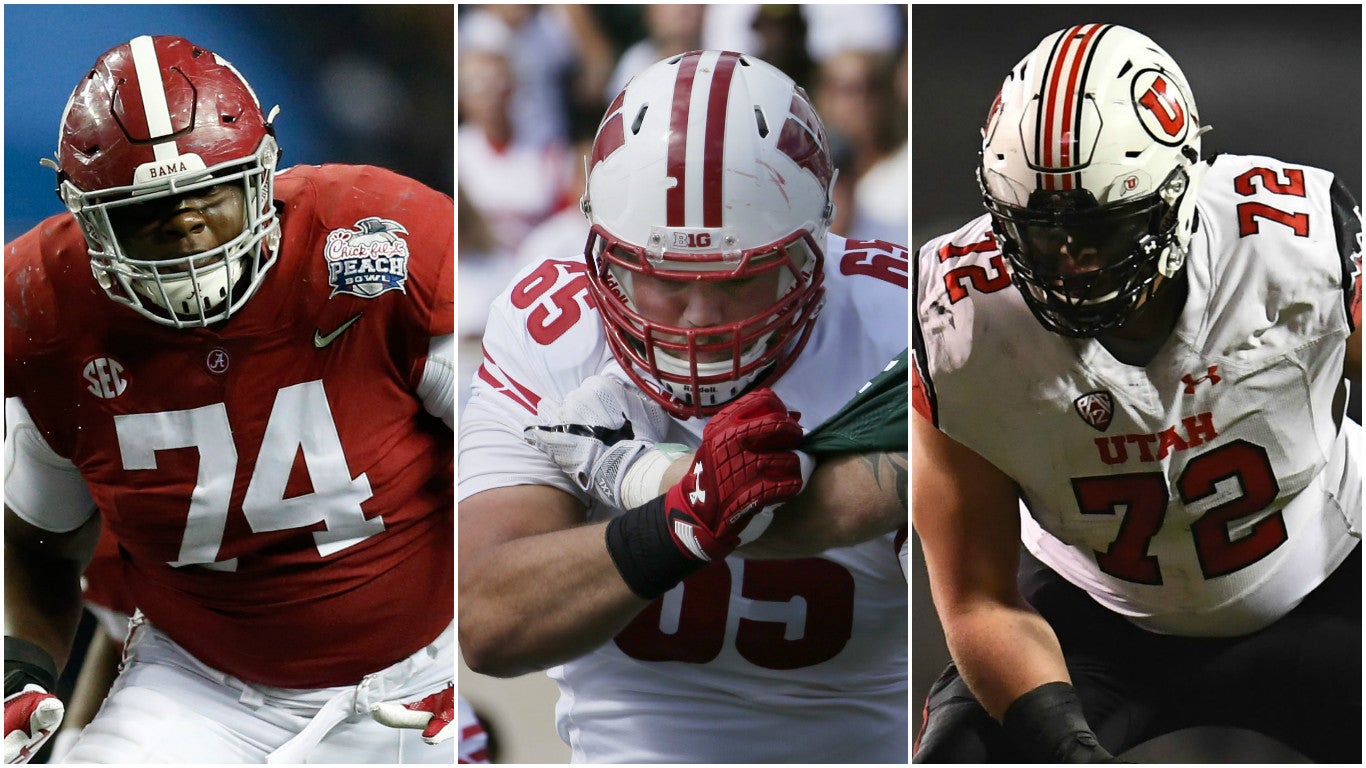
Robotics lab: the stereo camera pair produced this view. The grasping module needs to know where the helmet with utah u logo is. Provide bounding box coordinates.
[980,24,1207,337]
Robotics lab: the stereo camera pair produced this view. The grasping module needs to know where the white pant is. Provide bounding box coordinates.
[62,614,454,764]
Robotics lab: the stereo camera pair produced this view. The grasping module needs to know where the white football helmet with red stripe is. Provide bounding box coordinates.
[50,35,280,328]
[980,24,1206,337]
[582,50,834,417]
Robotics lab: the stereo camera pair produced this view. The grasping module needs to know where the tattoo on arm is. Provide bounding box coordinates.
[857,451,908,511]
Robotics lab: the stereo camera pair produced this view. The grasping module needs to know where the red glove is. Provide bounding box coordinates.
[369,684,453,745]
[605,388,806,599]
[664,388,805,561]
[3,685,63,764]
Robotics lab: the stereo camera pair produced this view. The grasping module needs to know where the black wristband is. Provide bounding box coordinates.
[5,636,58,696]
[1002,681,1119,763]
[605,496,705,600]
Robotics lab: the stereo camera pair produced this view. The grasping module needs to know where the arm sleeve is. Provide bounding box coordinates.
[417,334,455,429]
[4,397,95,533]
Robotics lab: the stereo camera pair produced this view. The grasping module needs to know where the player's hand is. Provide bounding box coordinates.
[3,685,63,764]
[664,388,806,561]
[369,683,453,745]
[523,374,674,509]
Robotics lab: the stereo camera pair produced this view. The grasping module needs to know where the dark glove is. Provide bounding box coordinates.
[1002,682,1126,763]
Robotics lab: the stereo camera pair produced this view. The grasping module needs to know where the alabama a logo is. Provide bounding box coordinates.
[1074,391,1114,432]
[324,217,411,298]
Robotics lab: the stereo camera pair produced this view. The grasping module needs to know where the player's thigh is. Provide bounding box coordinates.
[62,664,278,763]
[306,714,455,764]
[1182,611,1360,761]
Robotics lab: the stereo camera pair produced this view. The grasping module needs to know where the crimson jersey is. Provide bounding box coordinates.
[5,164,453,688]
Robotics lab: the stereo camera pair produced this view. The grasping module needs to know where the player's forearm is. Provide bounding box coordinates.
[3,541,86,672]
[458,521,648,678]
[940,599,1072,721]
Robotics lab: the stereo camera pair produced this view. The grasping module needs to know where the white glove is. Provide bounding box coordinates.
[369,684,453,745]
[524,375,681,509]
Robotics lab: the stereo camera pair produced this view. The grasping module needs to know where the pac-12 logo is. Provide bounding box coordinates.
[1074,391,1114,432]
[324,217,411,298]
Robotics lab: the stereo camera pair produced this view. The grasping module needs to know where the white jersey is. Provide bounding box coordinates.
[460,234,909,763]
[915,154,1361,637]
[457,696,489,764]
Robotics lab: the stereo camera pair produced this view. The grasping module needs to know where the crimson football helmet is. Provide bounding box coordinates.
[583,50,834,418]
[980,24,1207,337]
[48,35,281,328]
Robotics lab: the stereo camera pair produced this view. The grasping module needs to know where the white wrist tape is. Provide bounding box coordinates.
[619,443,690,509]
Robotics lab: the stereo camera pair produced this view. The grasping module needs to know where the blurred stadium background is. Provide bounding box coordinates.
[5,5,453,241]
[911,4,1361,754]
[457,4,906,762]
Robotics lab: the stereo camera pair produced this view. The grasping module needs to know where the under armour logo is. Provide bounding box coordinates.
[1181,365,1221,394]
[688,462,707,506]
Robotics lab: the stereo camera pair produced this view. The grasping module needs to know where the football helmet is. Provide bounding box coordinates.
[583,50,834,418]
[980,24,1207,337]
[48,35,281,328]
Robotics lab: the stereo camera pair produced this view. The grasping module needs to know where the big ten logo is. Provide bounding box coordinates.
[83,357,128,399]
[672,231,713,249]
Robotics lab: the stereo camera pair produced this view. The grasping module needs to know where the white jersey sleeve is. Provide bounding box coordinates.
[4,396,95,532]
[916,154,1360,637]
[458,257,611,504]
[457,696,489,764]
[417,334,455,429]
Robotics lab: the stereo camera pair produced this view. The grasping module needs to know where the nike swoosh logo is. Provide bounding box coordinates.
[314,313,364,348]
[526,418,635,444]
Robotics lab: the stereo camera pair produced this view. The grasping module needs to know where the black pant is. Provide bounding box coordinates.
[914,545,1361,763]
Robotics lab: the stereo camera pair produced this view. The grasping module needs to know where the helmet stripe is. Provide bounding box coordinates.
[702,52,740,228]
[666,52,702,227]
[1038,23,1110,191]
[127,35,180,165]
